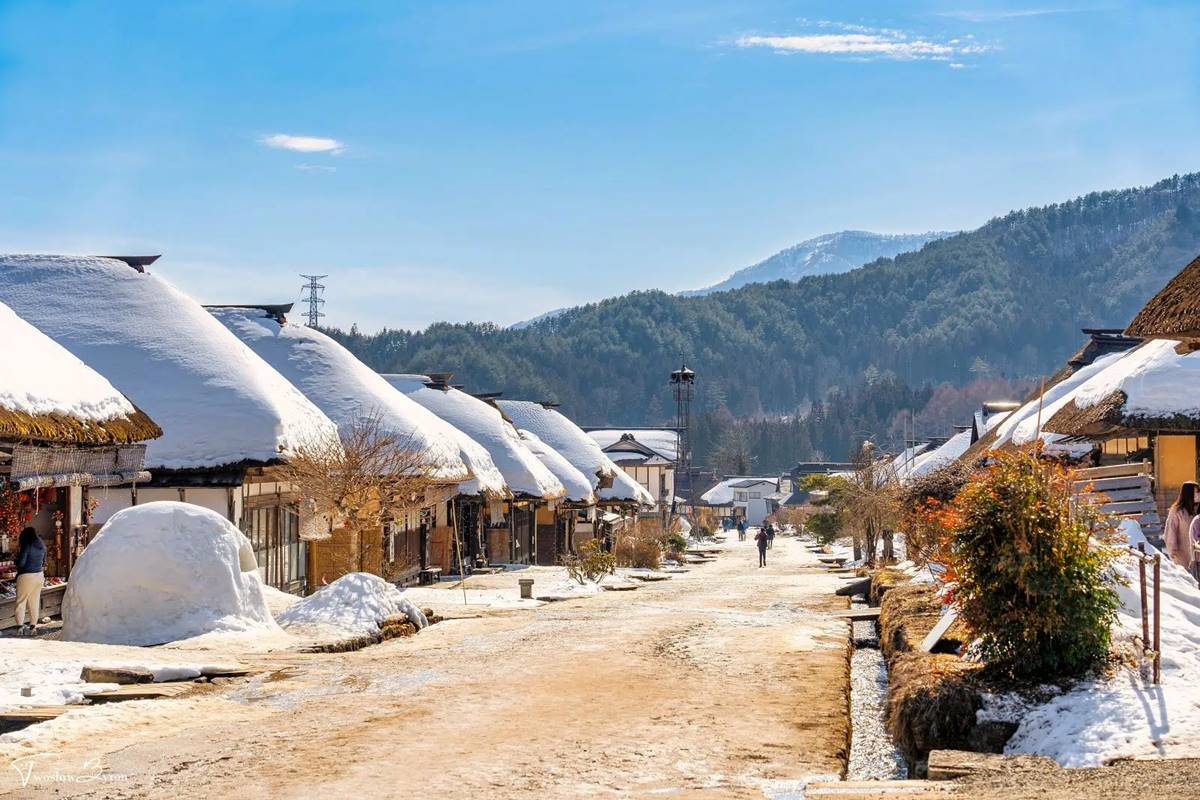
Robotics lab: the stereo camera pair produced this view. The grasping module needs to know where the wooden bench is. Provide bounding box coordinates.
[418,567,442,586]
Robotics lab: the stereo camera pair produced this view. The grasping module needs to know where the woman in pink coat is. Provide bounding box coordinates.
[1165,482,1199,570]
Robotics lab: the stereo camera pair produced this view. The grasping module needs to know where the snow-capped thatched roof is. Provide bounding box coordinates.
[1125,253,1200,345]
[587,428,680,463]
[600,467,656,507]
[0,300,162,445]
[1044,339,1200,437]
[382,375,566,501]
[209,306,471,484]
[516,430,595,504]
[495,400,618,491]
[0,255,338,470]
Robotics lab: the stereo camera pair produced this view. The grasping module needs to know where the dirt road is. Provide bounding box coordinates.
[2,536,852,799]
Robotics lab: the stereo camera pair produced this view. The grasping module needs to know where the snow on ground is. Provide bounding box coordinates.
[276,573,427,637]
[0,639,237,711]
[401,585,545,610]
[986,519,1200,766]
[63,502,281,646]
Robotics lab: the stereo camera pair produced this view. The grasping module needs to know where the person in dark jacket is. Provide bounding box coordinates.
[737,518,747,542]
[765,522,776,549]
[754,526,768,567]
[15,527,45,634]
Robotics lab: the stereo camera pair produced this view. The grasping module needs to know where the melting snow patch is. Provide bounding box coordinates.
[276,573,427,637]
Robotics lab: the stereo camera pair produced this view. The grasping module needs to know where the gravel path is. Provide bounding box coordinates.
[2,536,852,799]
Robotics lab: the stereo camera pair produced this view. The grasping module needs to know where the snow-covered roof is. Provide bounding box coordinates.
[495,400,618,490]
[1046,339,1200,435]
[209,307,471,484]
[986,349,1130,452]
[0,300,161,445]
[895,430,972,482]
[0,255,339,470]
[587,428,680,462]
[888,443,929,476]
[599,466,656,507]
[382,375,565,501]
[701,476,779,505]
[516,430,595,504]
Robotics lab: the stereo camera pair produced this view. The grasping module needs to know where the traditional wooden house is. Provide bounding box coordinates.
[584,427,679,517]
[383,375,566,565]
[513,429,594,564]
[208,304,501,585]
[497,400,653,557]
[0,255,340,595]
[0,300,162,626]
[699,476,781,525]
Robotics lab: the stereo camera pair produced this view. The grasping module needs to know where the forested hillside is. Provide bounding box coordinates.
[331,173,1200,464]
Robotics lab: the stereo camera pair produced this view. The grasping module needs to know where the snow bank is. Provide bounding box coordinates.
[1071,338,1200,420]
[210,307,471,483]
[999,519,1200,765]
[276,573,427,637]
[0,255,339,469]
[0,639,238,710]
[62,502,281,646]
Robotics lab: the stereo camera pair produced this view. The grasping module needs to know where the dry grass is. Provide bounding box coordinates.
[613,521,664,569]
[0,405,161,445]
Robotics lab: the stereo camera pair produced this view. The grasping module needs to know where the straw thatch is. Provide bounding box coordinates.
[0,403,162,446]
[1045,389,1200,437]
[1125,253,1200,343]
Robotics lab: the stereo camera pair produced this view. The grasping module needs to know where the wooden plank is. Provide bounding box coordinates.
[832,607,881,620]
[83,682,195,704]
[1073,461,1151,481]
[1098,499,1158,515]
[0,706,71,723]
[926,750,1036,780]
[1073,474,1151,493]
[806,780,950,797]
[1082,487,1153,504]
[919,609,959,652]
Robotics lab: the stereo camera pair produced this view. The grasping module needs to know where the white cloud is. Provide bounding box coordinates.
[938,8,1093,23]
[296,163,337,173]
[734,23,991,63]
[259,133,344,154]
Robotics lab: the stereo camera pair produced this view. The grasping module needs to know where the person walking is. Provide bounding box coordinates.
[755,526,768,567]
[14,527,45,635]
[766,522,775,550]
[1166,482,1199,570]
[1188,510,1200,582]
[737,518,747,542]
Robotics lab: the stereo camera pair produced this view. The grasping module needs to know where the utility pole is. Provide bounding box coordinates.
[670,360,696,511]
[300,274,327,327]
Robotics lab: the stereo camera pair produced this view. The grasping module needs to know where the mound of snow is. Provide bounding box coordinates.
[276,573,427,637]
[997,519,1200,765]
[62,502,280,646]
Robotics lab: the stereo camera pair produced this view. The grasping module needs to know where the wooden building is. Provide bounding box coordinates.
[584,428,679,518]
[384,375,566,567]
[0,255,341,595]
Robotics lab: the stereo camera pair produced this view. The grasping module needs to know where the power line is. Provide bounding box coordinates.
[299,274,327,327]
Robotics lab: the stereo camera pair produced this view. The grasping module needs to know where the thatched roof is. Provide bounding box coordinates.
[1125,253,1200,343]
[0,300,162,446]
[1044,339,1200,436]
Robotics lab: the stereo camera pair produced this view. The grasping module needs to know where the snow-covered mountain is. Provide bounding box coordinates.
[681,230,954,297]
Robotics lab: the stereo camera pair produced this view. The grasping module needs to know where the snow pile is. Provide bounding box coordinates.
[1071,338,1200,420]
[997,519,1200,765]
[496,400,618,490]
[895,429,972,482]
[517,429,594,503]
[210,307,471,483]
[0,300,137,424]
[276,573,427,637]
[383,375,565,500]
[62,502,281,646]
[0,255,339,469]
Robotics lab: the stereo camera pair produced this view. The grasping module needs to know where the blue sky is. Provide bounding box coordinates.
[1,1,1197,330]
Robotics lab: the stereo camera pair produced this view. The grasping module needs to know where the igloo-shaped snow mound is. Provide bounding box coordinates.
[63,501,281,645]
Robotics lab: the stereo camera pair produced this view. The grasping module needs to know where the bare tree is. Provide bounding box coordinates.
[283,412,443,574]
[842,441,899,566]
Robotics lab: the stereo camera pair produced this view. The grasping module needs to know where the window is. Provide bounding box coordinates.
[735,491,748,502]
[242,502,306,594]
[749,491,762,500]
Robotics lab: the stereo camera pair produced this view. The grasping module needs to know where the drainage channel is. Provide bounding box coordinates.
[846,594,907,781]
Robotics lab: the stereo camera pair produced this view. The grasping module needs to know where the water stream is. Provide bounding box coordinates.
[845,597,907,780]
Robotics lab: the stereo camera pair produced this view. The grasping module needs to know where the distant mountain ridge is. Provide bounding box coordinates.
[681,229,954,296]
